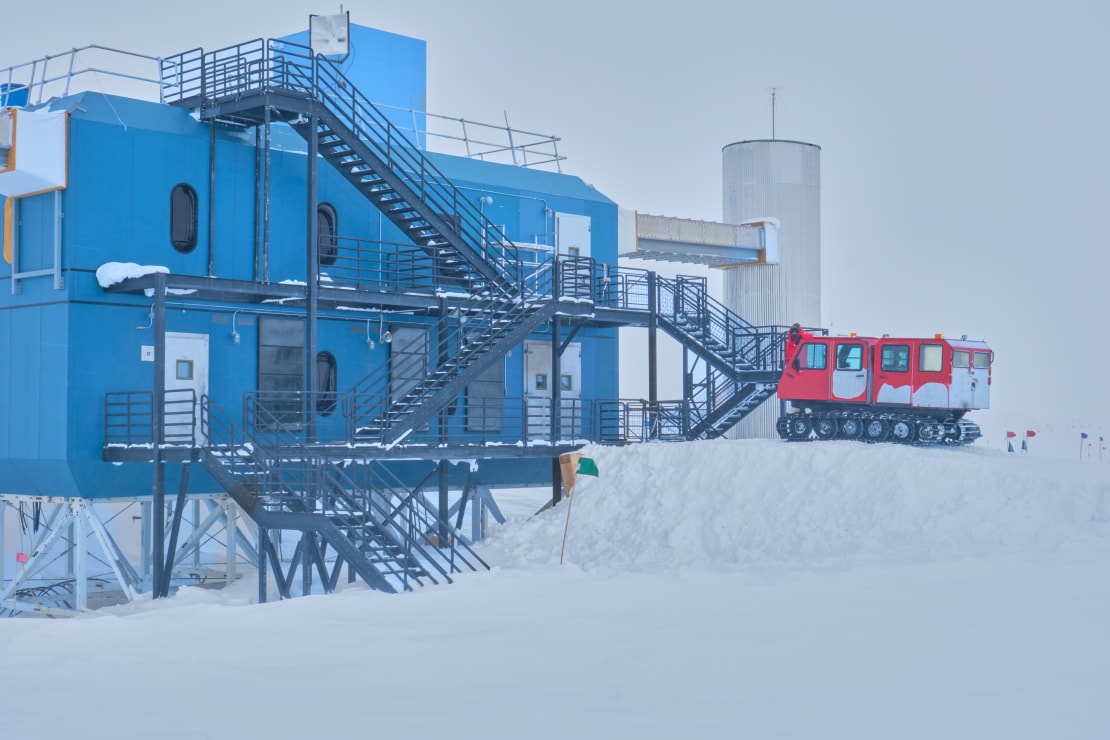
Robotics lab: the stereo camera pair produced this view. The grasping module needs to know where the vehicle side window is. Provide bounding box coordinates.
[797,343,827,370]
[973,351,991,369]
[835,343,863,370]
[881,344,909,372]
[919,344,943,373]
[953,350,970,368]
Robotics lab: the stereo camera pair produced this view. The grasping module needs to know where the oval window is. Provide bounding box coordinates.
[318,203,338,266]
[316,350,337,416]
[170,183,198,253]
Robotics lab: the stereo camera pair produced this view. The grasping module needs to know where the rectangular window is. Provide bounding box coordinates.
[258,317,305,425]
[953,350,970,368]
[919,344,944,373]
[390,326,431,432]
[835,343,863,370]
[798,343,827,370]
[535,373,548,391]
[973,351,992,369]
[176,359,194,380]
[467,360,504,433]
[881,344,910,372]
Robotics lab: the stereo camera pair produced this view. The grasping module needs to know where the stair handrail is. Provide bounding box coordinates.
[245,394,487,575]
[304,44,524,292]
[347,290,552,441]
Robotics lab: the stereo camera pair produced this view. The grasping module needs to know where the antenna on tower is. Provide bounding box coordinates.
[770,87,778,140]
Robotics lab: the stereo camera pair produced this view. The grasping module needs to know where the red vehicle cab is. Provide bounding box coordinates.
[776,333,992,444]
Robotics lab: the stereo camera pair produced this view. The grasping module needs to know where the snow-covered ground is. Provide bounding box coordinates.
[2,439,1108,739]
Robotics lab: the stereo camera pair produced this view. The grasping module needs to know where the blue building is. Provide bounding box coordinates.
[0,20,783,612]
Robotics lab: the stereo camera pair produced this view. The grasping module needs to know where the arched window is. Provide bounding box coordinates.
[317,203,338,266]
[170,183,198,253]
[316,351,337,416]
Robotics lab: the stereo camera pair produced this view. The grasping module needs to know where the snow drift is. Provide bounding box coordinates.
[484,439,1110,570]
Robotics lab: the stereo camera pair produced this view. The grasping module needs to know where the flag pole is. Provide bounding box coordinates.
[560,482,576,565]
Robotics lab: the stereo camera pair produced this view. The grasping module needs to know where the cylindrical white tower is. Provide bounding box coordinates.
[721,139,821,439]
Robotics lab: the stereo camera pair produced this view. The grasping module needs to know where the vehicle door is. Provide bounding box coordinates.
[873,340,912,405]
[782,338,832,401]
[911,340,949,408]
[948,344,992,410]
[831,340,868,403]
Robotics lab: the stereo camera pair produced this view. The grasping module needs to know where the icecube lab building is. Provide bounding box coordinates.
[0,20,786,613]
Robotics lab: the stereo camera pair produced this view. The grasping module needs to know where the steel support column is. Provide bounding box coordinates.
[208,119,216,277]
[552,457,563,506]
[263,106,271,283]
[551,318,561,443]
[226,499,238,584]
[152,272,167,598]
[258,526,268,604]
[438,460,449,547]
[74,501,87,610]
[648,271,658,406]
[161,463,192,597]
[305,112,319,444]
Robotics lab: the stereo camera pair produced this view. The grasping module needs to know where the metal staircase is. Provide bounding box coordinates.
[199,396,487,597]
[162,39,522,296]
[643,273,785,439]
[159,37,787,448]
[349,295,563,445]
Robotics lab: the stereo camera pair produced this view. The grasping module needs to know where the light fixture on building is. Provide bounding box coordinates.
[379,313,392,344]
[231,310,241,345]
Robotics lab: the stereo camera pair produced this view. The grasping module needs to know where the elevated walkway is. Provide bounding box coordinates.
[624,212,779,267]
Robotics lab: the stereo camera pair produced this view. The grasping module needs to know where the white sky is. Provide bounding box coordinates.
[4,0,1108,429]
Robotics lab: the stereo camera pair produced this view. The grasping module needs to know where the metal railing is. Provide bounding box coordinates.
[157,38,562,170]
[0,40,563,169]
[1,45,166,107]
[319,236,477,294]
[211,395,487,583]
[103,389,197,447]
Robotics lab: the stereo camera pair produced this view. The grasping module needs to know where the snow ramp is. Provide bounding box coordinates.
[483,439,1110,570]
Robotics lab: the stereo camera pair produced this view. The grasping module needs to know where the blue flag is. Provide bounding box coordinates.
[1021,438,1027,451]
[1081,432,1089,439]
[1007,441,1014,453]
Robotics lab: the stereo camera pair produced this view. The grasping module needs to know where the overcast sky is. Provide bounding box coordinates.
[4,0,1108,429]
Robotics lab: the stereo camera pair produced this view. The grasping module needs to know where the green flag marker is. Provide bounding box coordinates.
[577,457,598,477]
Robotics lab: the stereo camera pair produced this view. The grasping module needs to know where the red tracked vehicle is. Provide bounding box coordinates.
[776,331,992,445]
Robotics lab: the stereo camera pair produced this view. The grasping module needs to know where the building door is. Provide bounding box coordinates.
[524,340,582,441]
[165,332,209,445]
[555,213,591,258]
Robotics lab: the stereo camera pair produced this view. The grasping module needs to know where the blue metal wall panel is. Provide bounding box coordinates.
[280,24,427,139]
[3,83,620,496]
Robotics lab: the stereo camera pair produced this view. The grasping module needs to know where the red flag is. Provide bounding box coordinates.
[1025,430,1036,437]
[1006,431,1016,438]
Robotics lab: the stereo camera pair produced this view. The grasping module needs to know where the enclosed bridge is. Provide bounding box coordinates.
[0,21,787,614]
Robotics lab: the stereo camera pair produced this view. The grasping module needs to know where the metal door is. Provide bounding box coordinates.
[165,332,209,445]
[524,341,582,441]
